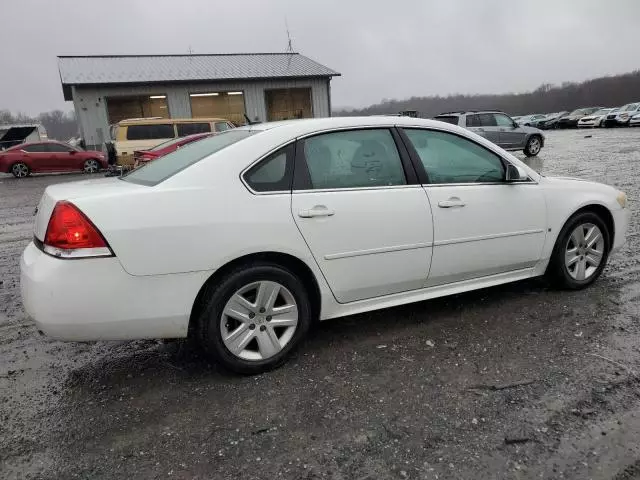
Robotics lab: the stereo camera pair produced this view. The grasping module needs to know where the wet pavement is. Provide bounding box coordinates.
[1,127,640,479]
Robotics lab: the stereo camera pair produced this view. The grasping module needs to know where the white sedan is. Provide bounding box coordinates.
[577,108,616,127]
[21,117,630,373]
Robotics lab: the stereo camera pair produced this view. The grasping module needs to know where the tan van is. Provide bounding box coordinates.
[113,118,235,166]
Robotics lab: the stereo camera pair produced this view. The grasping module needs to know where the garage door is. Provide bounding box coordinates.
[190,92,246,125]
[106,95,169,124]
[265,88,312,121]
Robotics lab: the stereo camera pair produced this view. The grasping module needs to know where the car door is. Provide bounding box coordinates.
[494,113,525,149]
[20,144,53,172]
[46,143,77,170]
[400,128,547,286]
[469,113,500,145]
[290,128,434,303]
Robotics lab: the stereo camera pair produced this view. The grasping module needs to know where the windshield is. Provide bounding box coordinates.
[593,109,611,116]
[123,130,255,186]
[569,109,586,115]
[622,103,639,111]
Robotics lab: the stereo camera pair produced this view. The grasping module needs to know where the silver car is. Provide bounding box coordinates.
[434,111,545,157]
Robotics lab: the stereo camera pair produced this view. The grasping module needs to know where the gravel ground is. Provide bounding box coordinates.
[1,127,640,480]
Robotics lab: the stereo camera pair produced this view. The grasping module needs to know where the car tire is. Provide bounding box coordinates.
[546,211,610,290]
[196,262,312,374]
[11,162,30,178]
[83,159,100,173]
[523,135,542,157]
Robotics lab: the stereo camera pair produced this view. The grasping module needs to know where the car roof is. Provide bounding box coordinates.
[435,110,506,116]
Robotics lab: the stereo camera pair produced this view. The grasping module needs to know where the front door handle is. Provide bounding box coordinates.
[298,205,335,218]
[438,198,466,208]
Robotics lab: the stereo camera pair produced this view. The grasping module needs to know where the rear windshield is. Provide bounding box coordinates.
[123,130,255,186]
[149,136,186,151]
[434,116,459,125]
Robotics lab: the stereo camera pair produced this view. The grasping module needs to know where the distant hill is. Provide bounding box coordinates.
[334,70,640,117]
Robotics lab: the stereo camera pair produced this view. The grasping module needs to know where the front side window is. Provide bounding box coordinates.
[478,113,497,127]
[494,113,515,127]
[403,129,505,184]
[126,124,174,140]
[301,129,406,189]
[214,122,232,132]
[47,143,73,152]
[244,144,294,192]
[177,123,211,136]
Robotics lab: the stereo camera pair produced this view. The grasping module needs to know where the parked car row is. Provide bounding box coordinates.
[513,101,640,130]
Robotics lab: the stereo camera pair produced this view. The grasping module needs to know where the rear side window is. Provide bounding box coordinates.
[47,143,73,152]
[434,116,460,125]
[123,130,255,186]
[22,144,47,152]
[466,115,481,127]
[244,144,294,192]
[126,124,174,140]
[301,129,406,189]
[177,123,211,136]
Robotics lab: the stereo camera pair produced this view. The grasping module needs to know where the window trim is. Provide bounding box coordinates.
[291,126,418,192]
[240,140,297,195]
[397,127,536,186]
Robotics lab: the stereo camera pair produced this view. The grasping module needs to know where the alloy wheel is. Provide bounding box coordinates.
[528,137,541,155]
[220,281,299,361]
[12,163,28,177]
[84,159,99,173]
[564,223,604,281]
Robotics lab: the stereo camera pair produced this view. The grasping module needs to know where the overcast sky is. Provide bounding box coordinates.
[1,0,639,115]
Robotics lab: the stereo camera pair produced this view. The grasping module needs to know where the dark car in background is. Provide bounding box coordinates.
[0,141,107,178]
[534,111,569,129]
[556,107,602,128]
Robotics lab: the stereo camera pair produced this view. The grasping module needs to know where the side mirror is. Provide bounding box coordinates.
[512,122,519,129]
[506,164,528,182]
[69,150,77,154]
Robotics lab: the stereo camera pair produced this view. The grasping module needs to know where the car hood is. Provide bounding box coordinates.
[542,176,618,194]
[519,125,544,135]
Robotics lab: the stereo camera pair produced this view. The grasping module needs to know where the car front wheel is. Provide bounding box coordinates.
[546,212,610,289]
[196,263,312,374]
[83,159,100,173]
[11,162,30,178]
[524,136,542,157]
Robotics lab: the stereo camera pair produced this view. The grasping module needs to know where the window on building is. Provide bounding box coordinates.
[190,92,246,125]
[106,95,169,124]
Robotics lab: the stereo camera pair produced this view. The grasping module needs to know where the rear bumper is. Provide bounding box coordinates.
[20,242,209,341]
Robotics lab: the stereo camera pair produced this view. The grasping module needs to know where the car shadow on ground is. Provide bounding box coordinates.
[63,277,560,392]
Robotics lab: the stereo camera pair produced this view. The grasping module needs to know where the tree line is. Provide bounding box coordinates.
[0,109,78,141]
[334,70,640,117]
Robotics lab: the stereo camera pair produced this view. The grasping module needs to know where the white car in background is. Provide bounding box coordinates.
[577,108,617,128]
[604,102,640,127]
[21,117,630,374]
[629,113,640,127]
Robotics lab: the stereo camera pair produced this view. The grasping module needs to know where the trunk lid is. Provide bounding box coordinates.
[34,178,145,241]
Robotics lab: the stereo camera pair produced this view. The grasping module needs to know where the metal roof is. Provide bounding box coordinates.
[58,53,339,94]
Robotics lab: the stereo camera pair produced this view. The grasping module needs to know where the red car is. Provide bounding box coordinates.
[0,141,107,178]
[133,132,215,166]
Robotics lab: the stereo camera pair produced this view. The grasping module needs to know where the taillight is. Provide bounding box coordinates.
[43,201,112,258]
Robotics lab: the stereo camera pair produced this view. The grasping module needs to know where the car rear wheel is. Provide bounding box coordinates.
[196,263,312,374]
[83,159,100,173]
[11,162,30,178]
[524,135,542,157]
[546,212,610,289]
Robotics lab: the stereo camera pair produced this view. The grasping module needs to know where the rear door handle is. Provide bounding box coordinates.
[298,205,335,218]
[438,198,466,208]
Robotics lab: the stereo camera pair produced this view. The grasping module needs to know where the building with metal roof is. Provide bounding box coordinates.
[58,53,340,150]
